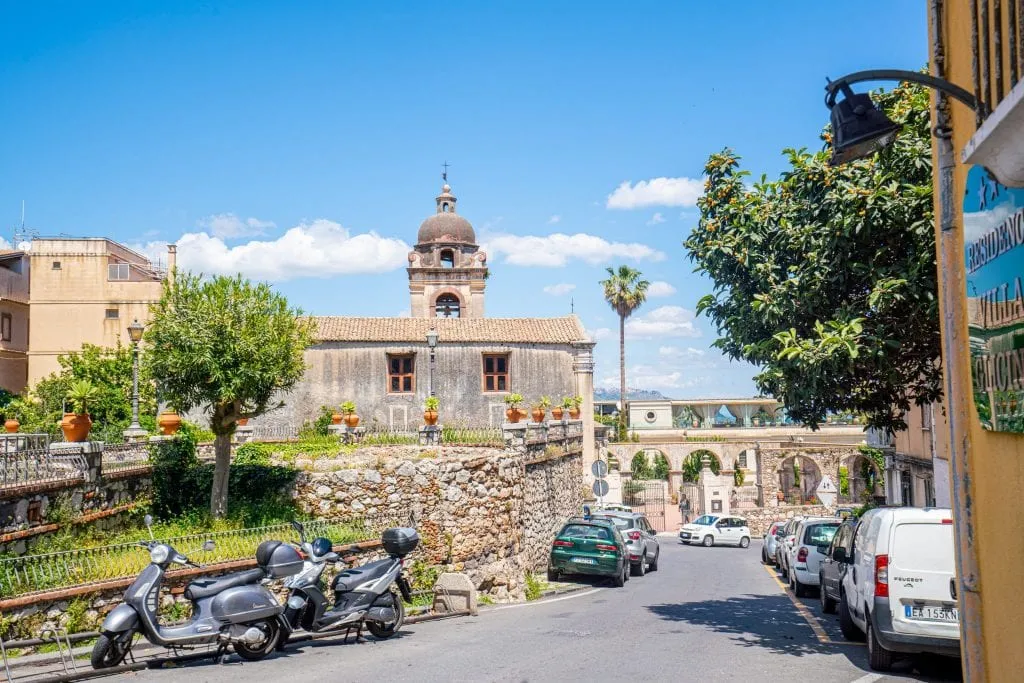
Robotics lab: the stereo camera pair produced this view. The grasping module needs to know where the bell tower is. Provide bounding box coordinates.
[407,181,487,318]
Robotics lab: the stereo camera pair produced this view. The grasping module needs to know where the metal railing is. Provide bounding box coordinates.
[970,0,1024,126]
[100,442,152,475]
[250,425,300,442]
[0,517,395,599]
[0,433,50,453]
[0,448,86,491]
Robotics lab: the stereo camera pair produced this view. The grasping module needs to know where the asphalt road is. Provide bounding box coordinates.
[126,538,964,683]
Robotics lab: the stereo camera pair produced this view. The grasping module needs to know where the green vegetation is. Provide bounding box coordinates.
[651,452,670,480]
[340,401,356,415]
[793,458,802,487]
[503,393,524,409]
[299,405,336,437]
[66,379,99,415]
[839,466,850,496]
[630,451,651,478]
[524,572,545,601]
[145,273,314,517]
[733,467,745,487]
[424,396,440,412]
[600,265,650,442]
[685,83,938,432]
[682,450,720,483]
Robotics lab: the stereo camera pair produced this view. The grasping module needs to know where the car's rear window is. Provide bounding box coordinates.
[561,524,611,540]
[597,517,633,530]
[803,523,840,546]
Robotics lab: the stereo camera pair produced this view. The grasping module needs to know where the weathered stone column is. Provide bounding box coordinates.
[572,340,596,480]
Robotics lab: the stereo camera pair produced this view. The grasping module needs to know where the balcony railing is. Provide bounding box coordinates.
[970,0,1024,126]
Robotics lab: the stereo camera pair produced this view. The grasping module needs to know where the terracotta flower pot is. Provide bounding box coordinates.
[158,410,182,436]
[551,407,564,420]
[569,408,581,420]
[776,491,785,502]
[531,408,545,423]
[237,417,249,426]
[4,418,18,433]
[331,413,343,425]
[506,408,522,424]
[343,413,360,428]
[62,413,92,442]
[424,409,438,426]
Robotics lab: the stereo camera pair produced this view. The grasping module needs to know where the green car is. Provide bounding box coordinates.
[547,517,630,587]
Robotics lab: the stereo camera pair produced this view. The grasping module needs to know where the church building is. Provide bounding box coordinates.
[261,180,597,459]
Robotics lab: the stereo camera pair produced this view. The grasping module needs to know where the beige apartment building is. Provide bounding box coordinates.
[0,251,31,393]
[887,402,952,508]
[15,238,175,389]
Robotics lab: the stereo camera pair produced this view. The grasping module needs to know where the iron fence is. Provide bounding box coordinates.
[0,516,398,599]
[100,442,152,475]
[441,425,503,447]
[250,425,300,442]
[0,448,86,492]
[0,433,50,453]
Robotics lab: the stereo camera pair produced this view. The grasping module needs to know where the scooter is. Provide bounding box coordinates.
[91,515,303,669]
[279,521,418,643]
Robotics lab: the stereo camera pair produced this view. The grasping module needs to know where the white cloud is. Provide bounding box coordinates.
[145,219,410,281]
[647,212,666,225]
[658,345,705,358]
[606,177,704,209]
[543,283,576,296]
[588,327,612,341]
[626,305,702,339]
[198,213,276,239]
[483,232,665,267]
[547,214,561,224]
[599,365,706,393]
[647,281,677,297]
[963,200,1017,245]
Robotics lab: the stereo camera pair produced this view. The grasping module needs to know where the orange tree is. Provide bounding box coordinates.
[685,83,938,432]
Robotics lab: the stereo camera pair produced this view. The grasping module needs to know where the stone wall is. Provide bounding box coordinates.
[293,425,583,601]
[743,505,832,537]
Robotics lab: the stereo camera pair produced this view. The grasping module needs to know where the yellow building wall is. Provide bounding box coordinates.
[27,240,163,385]
[934,2,1024,679]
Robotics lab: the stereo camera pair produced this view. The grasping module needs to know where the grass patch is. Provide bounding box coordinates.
[524,572,546,601]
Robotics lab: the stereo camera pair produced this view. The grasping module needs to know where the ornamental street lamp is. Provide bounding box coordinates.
[127,319,145,434]
[426,328,438,398]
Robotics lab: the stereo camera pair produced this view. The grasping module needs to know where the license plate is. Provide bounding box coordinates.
[572,557,596,565]
[905,605,959,622]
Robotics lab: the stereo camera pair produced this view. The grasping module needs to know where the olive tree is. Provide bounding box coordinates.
[144,273,314,517]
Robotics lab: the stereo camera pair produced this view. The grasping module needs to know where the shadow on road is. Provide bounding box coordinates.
[647,593,836,658]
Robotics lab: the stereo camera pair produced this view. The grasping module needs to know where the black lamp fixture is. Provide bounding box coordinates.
[824,69,982,166]
[127,318,145,343]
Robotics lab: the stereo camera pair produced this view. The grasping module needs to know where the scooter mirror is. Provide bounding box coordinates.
[202,540,216,552]
[144,515,154,540]
[291,520,305,539]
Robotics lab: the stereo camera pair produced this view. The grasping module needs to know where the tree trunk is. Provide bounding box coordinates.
[619,312,627,440]
[210,432,231,518]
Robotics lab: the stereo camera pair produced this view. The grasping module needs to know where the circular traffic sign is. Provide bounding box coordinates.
[591,460,608,478]
[592,479,609,497]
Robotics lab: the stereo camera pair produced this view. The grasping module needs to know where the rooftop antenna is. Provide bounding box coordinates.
[442,161,450,183]
[570,297,575,314]
[14,200,39,246]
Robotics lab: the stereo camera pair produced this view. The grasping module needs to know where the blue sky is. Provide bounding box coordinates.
[0,1,928,398]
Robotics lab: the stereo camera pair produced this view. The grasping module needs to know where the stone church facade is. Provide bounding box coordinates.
[260,181,597,463]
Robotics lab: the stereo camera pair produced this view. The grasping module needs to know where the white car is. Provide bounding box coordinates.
[785,518,841,597]
[679,515,751,548]
[836,507,961,671]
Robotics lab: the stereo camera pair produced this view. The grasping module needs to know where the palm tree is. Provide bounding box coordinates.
[600,266,649,440]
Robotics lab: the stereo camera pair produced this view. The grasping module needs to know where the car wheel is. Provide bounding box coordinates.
[614,564,626,587]
[819,574,837,614]
[702,535,714,547]
[867,620,894,671]
[739,536,750,549]
[838,591,864,641]
[761,548,768,564]
[547,566,559,582]
[649,548,659,571]
[632,557,646,577]
[793,575,808,598]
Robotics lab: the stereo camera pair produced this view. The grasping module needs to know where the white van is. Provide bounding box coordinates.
[836,507,961,671]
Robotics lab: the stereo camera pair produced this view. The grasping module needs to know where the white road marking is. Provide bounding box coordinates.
[488,588,604,611]
[849,674,883,683]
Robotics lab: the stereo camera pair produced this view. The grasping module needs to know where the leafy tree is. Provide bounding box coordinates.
[600,266,650,440]
[144,273,314,518]
[684,83,939,431]
[682,450,720,482]
[630,451,652,479]
[651,452,671,480]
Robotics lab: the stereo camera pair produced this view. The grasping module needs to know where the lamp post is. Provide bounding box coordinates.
[822,66,983,678]
[426,328,438,398]
[125,319,145,439]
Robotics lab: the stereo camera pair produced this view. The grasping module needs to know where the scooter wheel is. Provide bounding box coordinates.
[233,620,282,661]
[91,631,133,669]
[366,591,405,640]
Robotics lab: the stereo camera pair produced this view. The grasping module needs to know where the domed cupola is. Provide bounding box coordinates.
[416,184,477,245]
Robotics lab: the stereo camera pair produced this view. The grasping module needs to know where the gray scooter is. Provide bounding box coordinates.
[91,515,303,669]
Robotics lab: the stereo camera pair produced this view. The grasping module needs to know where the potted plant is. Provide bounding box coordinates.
[158,405,183,436]
[62,379,98,442]
[330,408,343,425]
[341,401,360,428]
[532,396,550,423]
[552,397,568,421]
[504,393,524,423]
[424,396,439,426]
[569,395,583,420]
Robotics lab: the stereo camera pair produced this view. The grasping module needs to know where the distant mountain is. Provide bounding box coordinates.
[593,387,669,401]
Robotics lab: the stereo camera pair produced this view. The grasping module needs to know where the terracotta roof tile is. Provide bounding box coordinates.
[312,316,589,344]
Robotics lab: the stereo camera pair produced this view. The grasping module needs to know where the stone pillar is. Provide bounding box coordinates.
[419,425,441,446]
[572,341,596,480]
[234,424,254,444]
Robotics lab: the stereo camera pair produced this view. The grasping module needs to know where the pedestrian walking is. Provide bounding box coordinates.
[679,493,691,525]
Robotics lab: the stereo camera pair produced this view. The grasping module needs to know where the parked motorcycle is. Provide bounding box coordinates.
[91,515,303,669]
[279,521,418,642]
